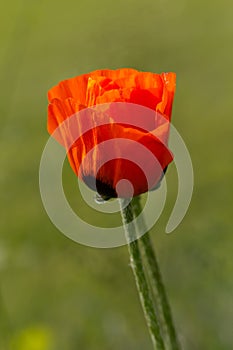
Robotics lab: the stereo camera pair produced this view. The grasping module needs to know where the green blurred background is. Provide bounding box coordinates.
[0,0,233,349]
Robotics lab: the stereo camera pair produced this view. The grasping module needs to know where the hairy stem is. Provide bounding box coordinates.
[119,198,165,350]
[131,196,181,350]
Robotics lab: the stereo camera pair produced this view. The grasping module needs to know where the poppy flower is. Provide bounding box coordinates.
[48,68,176,199]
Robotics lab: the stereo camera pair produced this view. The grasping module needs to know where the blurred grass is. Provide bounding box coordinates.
[0,0,233,349]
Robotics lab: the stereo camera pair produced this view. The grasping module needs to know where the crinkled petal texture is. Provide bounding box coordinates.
[48,68,176,198]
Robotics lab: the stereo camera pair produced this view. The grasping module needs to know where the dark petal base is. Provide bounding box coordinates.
[149,166,168,192]
[83,175,117,201]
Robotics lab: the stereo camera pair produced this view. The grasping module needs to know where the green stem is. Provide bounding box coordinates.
[131,196,181,350]
[119,198,165,350]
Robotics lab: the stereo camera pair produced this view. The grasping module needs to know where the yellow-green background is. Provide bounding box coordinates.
[0,0,232,349]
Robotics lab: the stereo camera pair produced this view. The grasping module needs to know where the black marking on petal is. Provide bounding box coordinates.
[149,166,168,192]
[83,175,117,200]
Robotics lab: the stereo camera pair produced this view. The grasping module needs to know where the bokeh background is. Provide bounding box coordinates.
[1,0,233,349]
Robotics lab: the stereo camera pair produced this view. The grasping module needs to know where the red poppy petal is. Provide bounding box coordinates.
[48,98,85,148]
[135,72,163,90]
[156,72,176,120]
[48,75,89,104]
[66,121,172,197]
[86,76,120,106]
[92,68,138,80]
[47,69,176,197]
[48,69,138,103]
